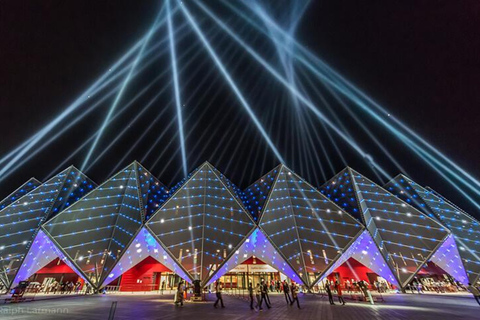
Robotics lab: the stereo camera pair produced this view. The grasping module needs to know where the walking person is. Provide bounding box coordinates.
[213,280,225,308]
[282,280,293,304]
[262,279,272,307]
[290,281,301,309]
[335,281,346,305]
[259,280,271,309]
[325,281,335,305]
[174,281,185,307]
[161,280,165,295]
[248,282,255,310]
[255,283,263,310]
[467,283,480,305]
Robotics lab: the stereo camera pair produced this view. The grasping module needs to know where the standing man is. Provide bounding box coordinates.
[260,279,271,309]
[262,279,272,307]
[161,280,165,294]
[255,283,263,310]
[335,281,346,305]
[283,280,293,304]
[290,281,301,309]
[325,280,335,305]
[214,280,225,308]
[248,282,255,310]
[467,283,480,305]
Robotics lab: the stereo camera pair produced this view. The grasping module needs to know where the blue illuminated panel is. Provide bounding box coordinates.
[243,165,280,221]
[0,178,41,211]
[136,163,169,221]
[319,168,363,222]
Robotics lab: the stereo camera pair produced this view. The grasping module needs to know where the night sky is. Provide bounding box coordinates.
[0,1,479,216]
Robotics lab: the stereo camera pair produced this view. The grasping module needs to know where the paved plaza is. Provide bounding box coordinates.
[0,292,479,319]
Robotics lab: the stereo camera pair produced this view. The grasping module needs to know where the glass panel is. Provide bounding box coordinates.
[44,164,142,287]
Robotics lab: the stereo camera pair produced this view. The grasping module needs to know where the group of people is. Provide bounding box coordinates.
[174,278,302,310]
[408,279,464,294]
[246,279,301,310]
[43,280,83,294]
[323,279,375,305]
[20,280,85,295]
[324,280,346,305]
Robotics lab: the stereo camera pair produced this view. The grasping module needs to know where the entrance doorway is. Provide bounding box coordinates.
[107,256,182,292]
[322,257,395,293]
[218,256,286,291]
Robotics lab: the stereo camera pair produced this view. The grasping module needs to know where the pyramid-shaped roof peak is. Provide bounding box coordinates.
[43,165,152,287]
[147,164,256,286]
[259,166,364,287]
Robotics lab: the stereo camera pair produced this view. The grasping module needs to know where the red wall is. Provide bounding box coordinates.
[327,258,375,284]
[242,256,266,265]
[119,256,171,291]
[36,258,76,274]
[32,258,82,285]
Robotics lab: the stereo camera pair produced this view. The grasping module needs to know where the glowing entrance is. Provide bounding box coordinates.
[218,256,287,290]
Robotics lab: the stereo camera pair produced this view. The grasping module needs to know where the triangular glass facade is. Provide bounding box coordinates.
[102,227,191,287]
[0,167,95,287]
[206,228,301,286]
[12,229,88,288]
[147,162,256,286]
[386,175,480,285]
[429,234,469,285]
[43,162,155,288]
[0,178,41,211]
[348,168,450,287]
[259,165,363,287]
[317,230,400,287]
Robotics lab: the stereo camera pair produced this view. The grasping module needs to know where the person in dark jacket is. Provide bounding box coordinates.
[259,279,271,309]
[283,280,293,304]
[262,279,271,306]
[325,280,335,305]
[248,282,255,310]
[213,280,225,308]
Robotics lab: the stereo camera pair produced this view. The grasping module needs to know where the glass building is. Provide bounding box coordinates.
[1,163,478,292]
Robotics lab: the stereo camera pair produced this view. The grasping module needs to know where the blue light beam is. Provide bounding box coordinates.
[81,6,165,171]
[167,0,188,177]
[179,1,285,165]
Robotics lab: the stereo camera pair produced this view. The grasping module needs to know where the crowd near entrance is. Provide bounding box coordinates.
[24,258,86,294]
[406,261,466,294]
[217,257,286,291]
[313,258,395,294]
